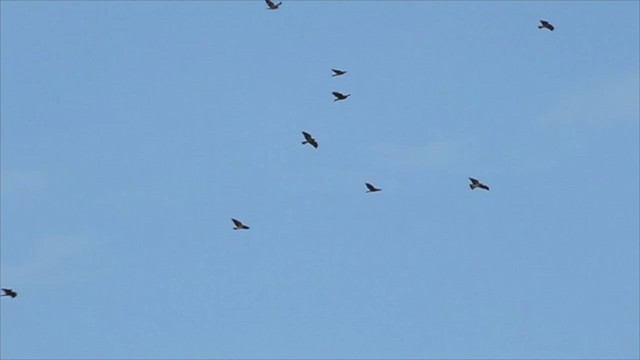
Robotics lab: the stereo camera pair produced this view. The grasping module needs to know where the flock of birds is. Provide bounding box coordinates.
[230,65,410,231]
[0,0,557,297]
[225,1,552,232]
[227,1,556,231]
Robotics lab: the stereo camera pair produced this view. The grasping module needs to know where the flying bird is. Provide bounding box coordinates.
[332,91,350,101]
[1,288,17,298]
[301,131,318,148]
[365,183,381,193]
[232,218,250,230]
[331,69,347,77]
[538,20,554,31]
[469,177,490,191]
[265,0,282,10]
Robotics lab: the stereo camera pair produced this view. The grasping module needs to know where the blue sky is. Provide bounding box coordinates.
[1,1,638,359]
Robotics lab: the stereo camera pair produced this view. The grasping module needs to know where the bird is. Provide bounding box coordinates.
[538,20,554,31]
[365,183,381,193]
[232,218,250,230]
[332,91,350,101]
[331,69,347,77]
[265,0,282,10]
[1,288,17,298]
[469,177,490,191]
[301,131,318,148]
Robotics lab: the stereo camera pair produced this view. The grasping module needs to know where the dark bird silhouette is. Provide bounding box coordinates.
[1,288,17,298]
[538,20,554,31]
[301,131,318,148]
[365,183,381,193]
[265,0,282,10]
[232,218,250,230]
[469,177,490,191]
[332,91,350,101]
[331,69,347,77]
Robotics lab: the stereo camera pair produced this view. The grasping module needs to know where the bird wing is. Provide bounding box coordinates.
[469,177,480,185]
[1,289,12,296]
[309,139,318,148]
[332,91,343,97]
[302,131,313,141]
[480,184,490,191]
[540,20,554,30]
[365,183,376,191]
[265,0,275,7]
[231,218,243,227]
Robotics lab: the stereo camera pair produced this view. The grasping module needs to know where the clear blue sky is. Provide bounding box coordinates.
[1,1,638,359]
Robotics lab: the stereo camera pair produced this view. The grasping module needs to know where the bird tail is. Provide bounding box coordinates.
[302,141,308,144]
[469,184,475,190]
[538,25,544,28]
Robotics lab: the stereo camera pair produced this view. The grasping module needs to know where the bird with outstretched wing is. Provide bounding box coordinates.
[301,131,318,148]
[538,20,554,31]
[365,183,381,193]
[469,177,490,191]
[1,288,17,298]
[232,218,250,230]
[332,91,350,101]
[265,0,282,10]
[331,69,347,77]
